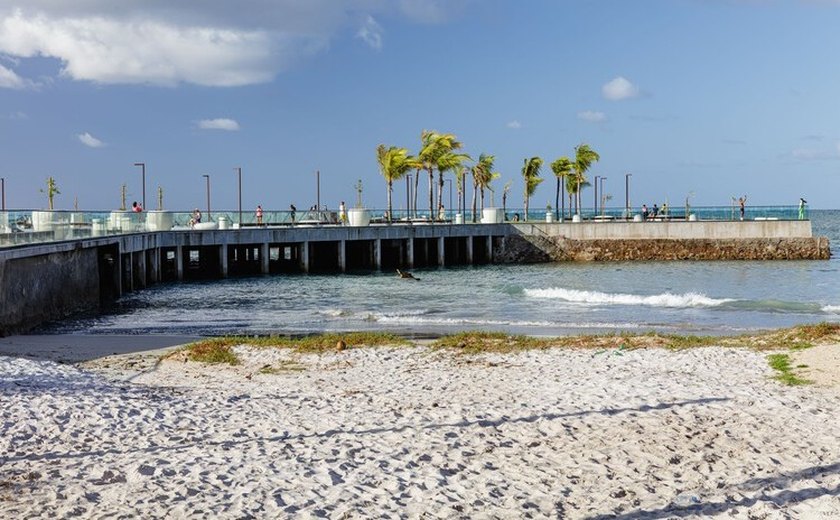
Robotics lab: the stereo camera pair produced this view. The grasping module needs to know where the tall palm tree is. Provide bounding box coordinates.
[573,143,600,216]
[418,131,464,220]
[550,156,573,221]
[471,153,497,222]
[502,181,512,217]
[521,157,543,221]
[437,150,471,219]
[376,144,412,223]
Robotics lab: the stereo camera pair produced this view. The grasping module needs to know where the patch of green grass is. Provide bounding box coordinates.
[432,331,551,353]
[767,353,812,386]
[180,339,240,365]
[172,332,407,357]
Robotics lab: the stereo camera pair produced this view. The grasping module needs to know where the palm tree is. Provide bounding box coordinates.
[471,153,497,222]
[437,150,471,219]
[521,157,543,221]
[41,176,60,210]
[502,181,512,216]
[550,156,573,221]
[418,131,464,220]
[376,144,412,222]
[573,144,600,216]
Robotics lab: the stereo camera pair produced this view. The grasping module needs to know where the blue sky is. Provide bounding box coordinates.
[1,0,839,212]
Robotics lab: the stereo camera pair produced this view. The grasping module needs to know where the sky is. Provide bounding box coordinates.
[1,0,839,212]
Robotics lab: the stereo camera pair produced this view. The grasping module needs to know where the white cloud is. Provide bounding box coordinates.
[197,118,241,131]
[356,15,383,50]
[0,62,32,89]
[506,120,522,129]
[790,145,840,161]
[77,131,105,148]
[577,110,607,123]
[0,3,470,88]
[602,76,640,101]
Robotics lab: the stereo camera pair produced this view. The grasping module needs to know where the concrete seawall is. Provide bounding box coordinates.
[0,221,830,335]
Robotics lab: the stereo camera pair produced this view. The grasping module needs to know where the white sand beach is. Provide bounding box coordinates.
[2,340,840,519]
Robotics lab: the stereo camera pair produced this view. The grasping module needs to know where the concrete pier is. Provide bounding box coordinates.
[0,220,829,335]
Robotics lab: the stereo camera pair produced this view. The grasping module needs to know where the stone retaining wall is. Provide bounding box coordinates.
[494,235,830,263]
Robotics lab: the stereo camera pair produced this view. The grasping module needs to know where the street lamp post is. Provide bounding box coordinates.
[594,175,600,215]
[234,167,242,225]
[202,174,211,219]
[600,177,607,216]
[625,173,632,219]
[406,174,412,220]
[1,177,5,211]
[133,162,146,210]
[446,179,453,220]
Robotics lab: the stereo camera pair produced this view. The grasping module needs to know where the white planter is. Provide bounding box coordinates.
[146,210,174,231]
[545,212,554,223]
[481,207,504,224]
[32,210,54,232]
[688,214,697,222]
[218,216,230,230]
[454,213,464,224]
[347,208,371,227]
[633,214,643,222]
[193,222,219,231]
[572,214,582,223]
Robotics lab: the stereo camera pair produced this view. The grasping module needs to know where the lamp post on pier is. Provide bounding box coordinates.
[234,167,242,225]
[625,173,632,219]
[594,175,600,215]
[446,179,453,220]
[202,174,211,219]
[406,173,412,220]
[600,176,607,216]
[134,162,146,210]
[1,177,5,211]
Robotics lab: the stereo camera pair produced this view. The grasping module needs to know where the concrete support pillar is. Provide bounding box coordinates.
[176,245,184,281]
[220,244,229,277]
[338,240,346,272]
[151,248,161,283]
[487,235,494,263]
[137,250,147,288]
[466,236,474,265]
[301,241,310,273]
[260,243,270,274]
[374,239,382,270]
[438,236,445,267]
[406,238,414,268]
[126,252,134,292]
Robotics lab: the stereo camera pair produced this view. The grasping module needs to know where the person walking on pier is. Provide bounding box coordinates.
[339,201,347,225]
[799,198,807,220]
[132,201,143,213]
[738,196,747,221]
[255,205,263,225]
[289,204,296,224]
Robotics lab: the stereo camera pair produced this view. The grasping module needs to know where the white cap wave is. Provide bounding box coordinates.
[525,287,734,308]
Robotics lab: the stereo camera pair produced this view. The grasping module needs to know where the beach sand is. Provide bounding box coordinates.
[2,339,840,519]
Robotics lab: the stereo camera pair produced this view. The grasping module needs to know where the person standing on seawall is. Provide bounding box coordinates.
[255,204,263,226]
[289,204,296,225]
[339,201,347,225]
[738,196,747,221]
[799,198,807,220]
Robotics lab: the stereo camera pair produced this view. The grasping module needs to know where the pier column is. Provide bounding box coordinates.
[260,243,270,274]
[137,250,147,288]
[338,240,346,272]
[176,245,184,280]
[406,237,414,268]
[150,247,161,283]
[301,241,310,273]
[438,236,445,267]
[466,236,474,264]
[220,244,229,277]
[127,252,134,292]
[487,235,494,263]
[374,239,382,270]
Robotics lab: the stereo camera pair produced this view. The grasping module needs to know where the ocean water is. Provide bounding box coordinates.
[44,211,840,337]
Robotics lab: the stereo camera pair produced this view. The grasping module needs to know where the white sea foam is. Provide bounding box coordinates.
[370,314,640,329]
[822,305,840,314]
[524,287,734,308]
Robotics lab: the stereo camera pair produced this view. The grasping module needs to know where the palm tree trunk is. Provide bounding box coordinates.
[560,178,565,221]
[524,193,529,222]
[437,171,444,220]
[471,182,478,223]
[387,180,393,223]
[555,178,560,221]
[427,168,434,220]
[480,188,485,211]
[412,169,420,217]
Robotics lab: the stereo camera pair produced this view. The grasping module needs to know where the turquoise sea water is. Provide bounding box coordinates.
[45,211,840,337]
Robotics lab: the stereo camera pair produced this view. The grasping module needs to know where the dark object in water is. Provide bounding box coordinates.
[396,269,420,281]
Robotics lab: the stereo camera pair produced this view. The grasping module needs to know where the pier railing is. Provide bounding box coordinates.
[0,205,807,249]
